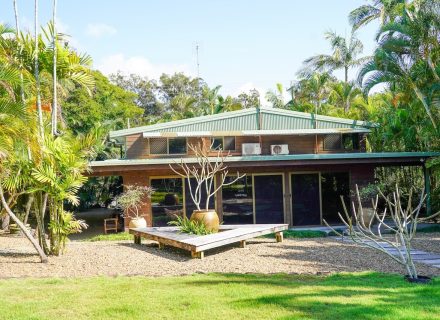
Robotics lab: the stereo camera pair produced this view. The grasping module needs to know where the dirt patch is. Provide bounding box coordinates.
[1,235,439,279]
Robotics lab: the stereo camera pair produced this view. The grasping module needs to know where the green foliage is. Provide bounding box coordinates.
[63,70,143,135]
[168,215,213,235]
[284,230,328,238]
[418,225,440,233]
[264,230,328,239]
[85,232,131,242]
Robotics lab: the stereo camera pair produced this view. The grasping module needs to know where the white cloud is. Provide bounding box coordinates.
[96,54,192,79]
[86,23,116,38]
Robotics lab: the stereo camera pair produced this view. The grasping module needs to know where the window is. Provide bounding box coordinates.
[149,138,187,155]
[168,138,187,154]
[211,137,223,150]
[224,136,236,151]
[150,178,184,227]
[323,134,342,150]
[342,134,360,151]
[150,138,167,155]
[210,136,236,151]
[342,135,354,150]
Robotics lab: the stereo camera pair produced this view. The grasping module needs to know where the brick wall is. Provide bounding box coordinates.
[121,171,152,228]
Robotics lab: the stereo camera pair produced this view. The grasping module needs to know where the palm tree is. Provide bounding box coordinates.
[266,83,285,108]
[12,0,25,103]
[359,1,440,128]
[51,0,58,135]
[201,85,222,115]
[287,72,334,114]
[329,81,363,113]
[299,31,367,83]
[34,0,44,140]
[349,0,408,31]
[358,49,437,128]
[378,1,440,81]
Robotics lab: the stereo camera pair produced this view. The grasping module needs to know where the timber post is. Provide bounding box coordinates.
[423,164,432,216]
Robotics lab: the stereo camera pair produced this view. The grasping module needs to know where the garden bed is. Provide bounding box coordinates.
[1,234,440,279]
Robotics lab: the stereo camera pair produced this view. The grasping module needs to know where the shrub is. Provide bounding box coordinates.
[168,215,213,235]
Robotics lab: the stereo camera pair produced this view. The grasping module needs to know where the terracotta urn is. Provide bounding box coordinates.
[190,210,219,233]
[129,217,147,229]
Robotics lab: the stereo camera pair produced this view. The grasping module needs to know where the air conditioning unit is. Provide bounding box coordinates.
[270,144,289,155]
[242,143,261,155]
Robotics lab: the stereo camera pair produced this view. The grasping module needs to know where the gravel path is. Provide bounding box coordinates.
[411,232,440,255]
[1,235,440,279]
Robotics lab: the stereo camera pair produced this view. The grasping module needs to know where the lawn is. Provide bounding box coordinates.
[85,232,132,241]
[1,272,439,320]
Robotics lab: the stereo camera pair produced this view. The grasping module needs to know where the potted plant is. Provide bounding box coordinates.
[170,143,244,233]
[116,185,154,228]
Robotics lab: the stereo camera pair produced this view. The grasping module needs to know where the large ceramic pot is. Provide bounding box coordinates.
[129,217,147,229]
[190,210,219,233]
[164,193,179,205]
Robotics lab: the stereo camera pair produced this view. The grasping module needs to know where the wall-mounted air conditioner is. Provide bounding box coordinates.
[270,144,289,155]
[242,143,261,155]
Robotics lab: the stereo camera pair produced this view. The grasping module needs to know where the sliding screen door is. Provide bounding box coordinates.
[291,174,321,226]
[254,175,284,224]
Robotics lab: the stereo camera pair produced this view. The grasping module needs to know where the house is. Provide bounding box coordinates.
[90,108,437,227]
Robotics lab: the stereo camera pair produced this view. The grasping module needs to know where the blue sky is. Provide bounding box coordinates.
[1,0,378,99]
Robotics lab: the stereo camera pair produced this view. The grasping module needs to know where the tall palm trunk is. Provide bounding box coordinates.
[344,66,348,83]
[51,0,58,136]
[0,184,48,263]
[413,86,437,129]
[34,0,44,140]
[13,0,25,103]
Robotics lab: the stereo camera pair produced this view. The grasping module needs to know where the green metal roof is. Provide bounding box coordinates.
[90,152,439,168]
[109,108,377,138]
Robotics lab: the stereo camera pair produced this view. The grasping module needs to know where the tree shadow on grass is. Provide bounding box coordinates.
[183,273,440,320]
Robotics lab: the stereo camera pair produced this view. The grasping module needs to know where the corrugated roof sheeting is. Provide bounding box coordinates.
[155,113,258,132]
[261,112,364,130]
[109,107,376,138]
[262,113,313,130]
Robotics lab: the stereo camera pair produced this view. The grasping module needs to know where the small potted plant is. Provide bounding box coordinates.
[116,185,154,228]
[170,143,244,233]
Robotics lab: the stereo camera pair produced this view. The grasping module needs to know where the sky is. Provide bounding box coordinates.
[0,0,379,100]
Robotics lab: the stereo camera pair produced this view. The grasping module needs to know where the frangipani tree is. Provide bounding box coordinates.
[169,143,245,211]
[326,184,440,280]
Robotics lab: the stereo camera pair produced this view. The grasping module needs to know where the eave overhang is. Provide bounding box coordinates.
[88,152,440,175]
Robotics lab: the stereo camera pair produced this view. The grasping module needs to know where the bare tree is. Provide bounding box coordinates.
[326,184,439,280]
[169,143,244,211]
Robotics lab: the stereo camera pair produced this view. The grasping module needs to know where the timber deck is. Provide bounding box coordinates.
[129,224,288,259]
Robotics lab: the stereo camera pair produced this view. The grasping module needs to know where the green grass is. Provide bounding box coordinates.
[418,225,440,233]
[0,272,439,319]
[85,232,132,242]
[264,229,328,239]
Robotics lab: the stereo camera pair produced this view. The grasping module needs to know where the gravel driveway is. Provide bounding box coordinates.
[1,234,440,279]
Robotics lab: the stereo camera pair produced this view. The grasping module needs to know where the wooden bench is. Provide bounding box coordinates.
[129,224,288,259]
